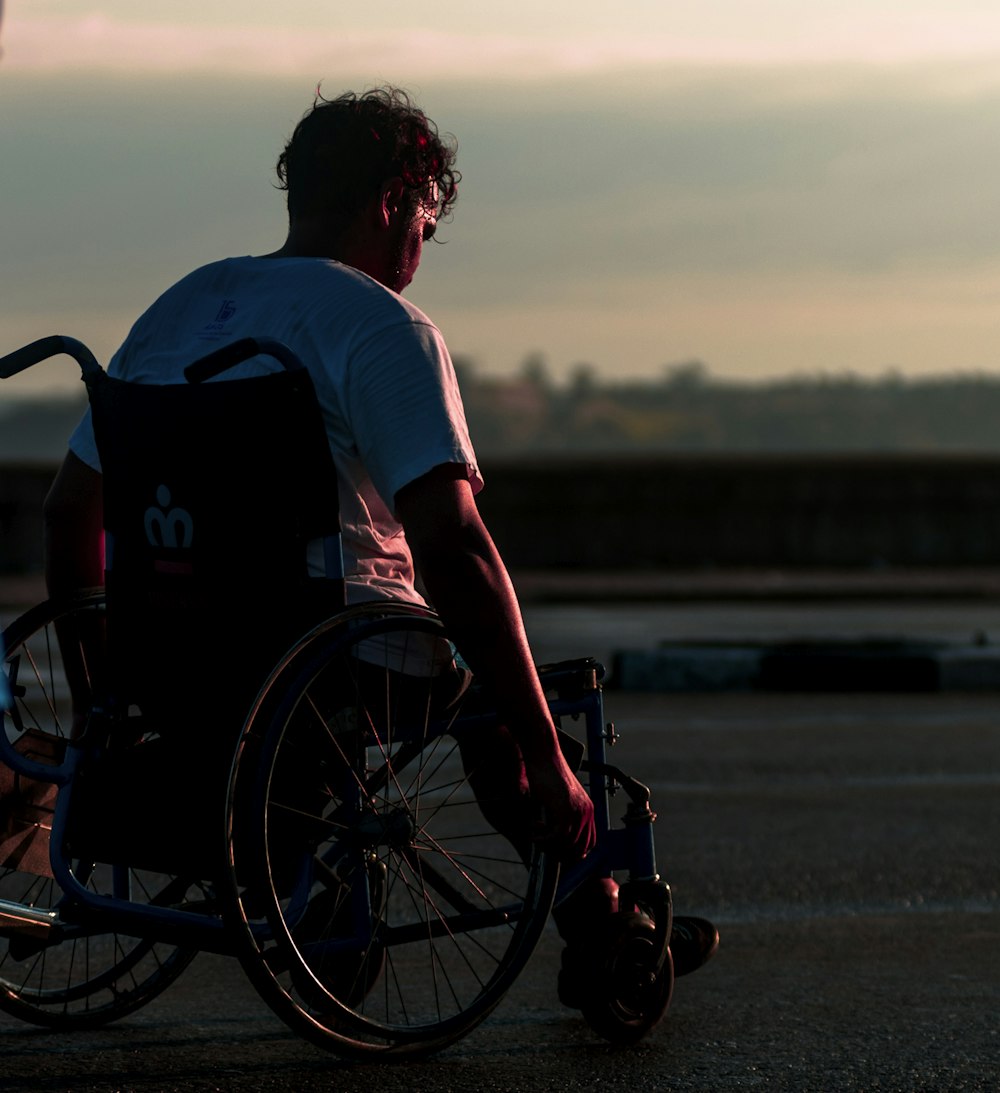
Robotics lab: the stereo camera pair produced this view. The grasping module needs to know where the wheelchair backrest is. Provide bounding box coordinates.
[86,338,345,729]
[0,637,9,711]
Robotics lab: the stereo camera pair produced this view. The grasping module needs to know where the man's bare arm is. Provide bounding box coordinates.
[42,451,105,727]
[43,451,104,598]
[395,464,595,863]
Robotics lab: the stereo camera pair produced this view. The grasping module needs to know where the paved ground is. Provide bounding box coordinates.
[519,595,1000,668]
[1,689,996,1092]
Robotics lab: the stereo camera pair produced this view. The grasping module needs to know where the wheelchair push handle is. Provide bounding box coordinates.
[184,337,306,383]
[0,335,102,381]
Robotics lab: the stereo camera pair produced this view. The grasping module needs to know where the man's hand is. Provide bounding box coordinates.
[526,751,596,865]
[397,464,597,866]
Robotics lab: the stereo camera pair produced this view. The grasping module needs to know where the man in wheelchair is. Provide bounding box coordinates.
[46,90,596,861]
[41,87,716,1009]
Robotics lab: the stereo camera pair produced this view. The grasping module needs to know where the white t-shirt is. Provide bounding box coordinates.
[69,256,482,606]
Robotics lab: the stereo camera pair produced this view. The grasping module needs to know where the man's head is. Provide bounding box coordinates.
[275,87,459,290]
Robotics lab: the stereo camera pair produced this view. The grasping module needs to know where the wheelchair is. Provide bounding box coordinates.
[0,335,683,1060]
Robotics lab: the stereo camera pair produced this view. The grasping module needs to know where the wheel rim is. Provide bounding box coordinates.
[580,911,674,1044]
[228,606,557,1056]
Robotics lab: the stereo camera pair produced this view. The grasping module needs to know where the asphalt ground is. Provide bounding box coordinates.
[520,597,1000,693]
[1,585,998,1089]
[519,596,1000,669]
[0,689,997,1092]
[7,569,1000,688]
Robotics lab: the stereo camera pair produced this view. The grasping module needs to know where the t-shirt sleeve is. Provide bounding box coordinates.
[346,319,483,510]
[67,406,101,471]
[65,337,133,473]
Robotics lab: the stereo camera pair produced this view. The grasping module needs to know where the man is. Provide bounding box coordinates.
[44,86,718,984]
[43,86,595,866]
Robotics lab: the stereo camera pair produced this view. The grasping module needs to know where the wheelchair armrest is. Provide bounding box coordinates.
[536,657,605,700]
[184,337,305,382]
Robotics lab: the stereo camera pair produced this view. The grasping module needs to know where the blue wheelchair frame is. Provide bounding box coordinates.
[0,334,674,1052]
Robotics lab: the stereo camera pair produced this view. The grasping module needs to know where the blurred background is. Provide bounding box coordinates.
[4,16,997,1081]
[5,1,1000,596]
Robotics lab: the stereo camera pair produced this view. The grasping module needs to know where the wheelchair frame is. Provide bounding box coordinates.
[0,336,675,1058]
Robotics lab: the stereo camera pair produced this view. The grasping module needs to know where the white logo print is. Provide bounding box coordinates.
[144,485,193,549]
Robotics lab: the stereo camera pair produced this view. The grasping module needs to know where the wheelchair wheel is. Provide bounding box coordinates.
[2,590,107,748]
[226,603,559,1060]
[1,592,198,1029]
[579,911,674,1045]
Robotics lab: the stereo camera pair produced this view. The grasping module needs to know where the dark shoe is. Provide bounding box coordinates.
[557,944,589,1009]
[552,876,619,946]
[555,877,620,1008]
[670,915,719,977]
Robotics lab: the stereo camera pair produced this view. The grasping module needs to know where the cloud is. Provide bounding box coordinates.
[0,14,723,78]
[6,25,1000,390]
[9,10,1000,79]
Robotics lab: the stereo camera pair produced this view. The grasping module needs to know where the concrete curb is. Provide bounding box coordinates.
[611,640,1000,692]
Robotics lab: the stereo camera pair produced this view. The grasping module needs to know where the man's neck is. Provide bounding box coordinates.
[261,219,393,288]
[261,220,345,260]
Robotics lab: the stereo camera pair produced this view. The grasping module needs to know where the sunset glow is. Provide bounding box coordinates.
[8,7,1000,77]
[5,2,1000,394]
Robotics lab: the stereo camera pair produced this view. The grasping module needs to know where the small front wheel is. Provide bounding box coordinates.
[580,910,673,1045]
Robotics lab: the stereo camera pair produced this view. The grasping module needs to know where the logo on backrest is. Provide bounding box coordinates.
[144,485,193,550]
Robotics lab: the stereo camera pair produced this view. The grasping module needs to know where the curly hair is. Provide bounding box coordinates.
[276,86,459,225]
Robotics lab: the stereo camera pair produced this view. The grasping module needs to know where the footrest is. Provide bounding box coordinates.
[0,896,61,941]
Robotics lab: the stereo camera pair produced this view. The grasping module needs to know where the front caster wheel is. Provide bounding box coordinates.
[580,910,673,1045]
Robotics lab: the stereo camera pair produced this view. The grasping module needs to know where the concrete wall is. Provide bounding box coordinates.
[476,454,1000,570]
[4,454,1000,573]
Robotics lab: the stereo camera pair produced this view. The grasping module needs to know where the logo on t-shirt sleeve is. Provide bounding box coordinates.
[199,299,238,340]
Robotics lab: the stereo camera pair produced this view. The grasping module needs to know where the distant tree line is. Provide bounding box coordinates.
[6,358,1000,463]
[454,357,1000,456]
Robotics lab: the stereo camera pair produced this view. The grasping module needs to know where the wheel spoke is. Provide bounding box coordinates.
[227,605,557,1058]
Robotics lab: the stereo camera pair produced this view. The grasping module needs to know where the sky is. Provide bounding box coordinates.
[4,2,1000,397]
